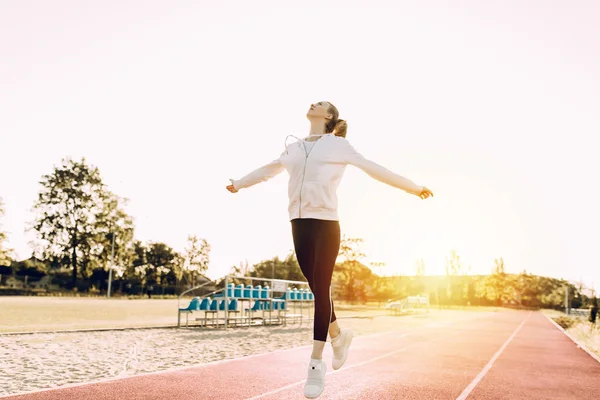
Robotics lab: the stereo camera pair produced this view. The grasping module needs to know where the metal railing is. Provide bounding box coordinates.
[177,280,215,310]
[567,308,590,318]
[178,275,314,329]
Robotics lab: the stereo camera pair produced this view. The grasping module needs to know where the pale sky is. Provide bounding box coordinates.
[1,1,599,292]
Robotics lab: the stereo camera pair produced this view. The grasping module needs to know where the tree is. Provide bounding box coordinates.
[145,242,180,287]
[445,250,465,276]
[514,269,541,307]
[78,192,135,291]
[409,258,427,296]
[31,158,112,286]
[370,276,402,304]
[445,250,468,305]
[484,257,513,305]
[0,197,12,267]
[229,259,250,276]
[338,236,366,265]
[13,257,48,279]
[94,192,136,281]
[536,276,569,309]
[128,240,148,283]
[252,253,306,282]
[335,236,372,303]
[183,234,211,286]
[415,258,425,276]
[493,257,505,275]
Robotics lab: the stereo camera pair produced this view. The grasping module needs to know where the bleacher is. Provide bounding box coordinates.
[386,295,430,315]
[568,308,591,318]
[177,276,314,329]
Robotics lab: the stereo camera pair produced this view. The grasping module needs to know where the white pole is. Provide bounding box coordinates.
[224,274,229,331]
[107,232,116,299]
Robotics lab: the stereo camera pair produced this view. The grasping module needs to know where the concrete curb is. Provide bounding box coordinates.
[0,313,402,336]
[0,325,178,336]
[544,313,600,365]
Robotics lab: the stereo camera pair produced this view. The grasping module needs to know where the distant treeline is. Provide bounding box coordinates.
[0,244,593,310]
[229,250,594,310]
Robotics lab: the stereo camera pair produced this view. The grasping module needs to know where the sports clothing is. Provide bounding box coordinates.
[304,358,327,398]
[232,134,423,221]
[291,218,339,342]
[331,328,354,370]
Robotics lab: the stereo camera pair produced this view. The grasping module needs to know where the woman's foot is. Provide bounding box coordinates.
[304,358,327,398]
[331,329,354,370]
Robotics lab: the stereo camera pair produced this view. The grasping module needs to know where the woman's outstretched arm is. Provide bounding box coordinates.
[226,156,285,193]
[340,138,433,199]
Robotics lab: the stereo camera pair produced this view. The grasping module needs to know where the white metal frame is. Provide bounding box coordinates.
[177,275,314,329]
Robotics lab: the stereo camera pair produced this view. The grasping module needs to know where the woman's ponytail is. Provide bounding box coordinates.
[333,119,347,138]
[325,102,348,138]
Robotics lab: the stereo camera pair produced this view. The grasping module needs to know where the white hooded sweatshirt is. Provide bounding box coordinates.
[232,133,423,221]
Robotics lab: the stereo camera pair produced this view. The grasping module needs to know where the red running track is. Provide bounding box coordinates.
[3,311,599,400]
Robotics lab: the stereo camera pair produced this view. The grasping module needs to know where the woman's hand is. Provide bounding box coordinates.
[226,179,238,193]
[418,186,433,199]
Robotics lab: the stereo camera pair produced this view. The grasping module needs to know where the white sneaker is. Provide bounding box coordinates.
[304,358,326,398]
[331,329,353,370]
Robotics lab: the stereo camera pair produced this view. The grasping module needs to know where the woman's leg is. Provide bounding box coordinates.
[329,320,341,339]
[292,218,342,399]
[291,219,322,360]
[311,219,340,344]
[292,218,340,358]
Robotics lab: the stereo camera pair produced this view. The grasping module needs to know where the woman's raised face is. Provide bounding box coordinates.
[306,101,332,120]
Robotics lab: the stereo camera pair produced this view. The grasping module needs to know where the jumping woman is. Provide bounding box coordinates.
[226,101,433,398]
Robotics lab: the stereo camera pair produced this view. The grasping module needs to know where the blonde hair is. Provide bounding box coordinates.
[333,120,347,138]
[325,102,348,138]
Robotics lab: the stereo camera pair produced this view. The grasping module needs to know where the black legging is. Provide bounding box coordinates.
[291,218,340,342]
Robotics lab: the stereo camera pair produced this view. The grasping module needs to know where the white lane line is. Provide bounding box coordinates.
[245,331,464,400]
[245,313,496,400]
[455,312,531,400]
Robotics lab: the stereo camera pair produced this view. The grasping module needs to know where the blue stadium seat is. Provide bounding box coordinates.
[261,286,269,299]
[276,292,289,300]
[273,300,286,310]
[179,297,200,311]
[234,284,243,298]
[199,298,210,310]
